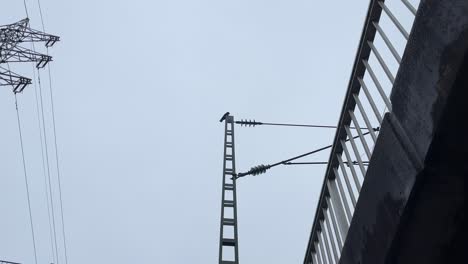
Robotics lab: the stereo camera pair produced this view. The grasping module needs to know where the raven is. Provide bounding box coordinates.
[219,112,230,122]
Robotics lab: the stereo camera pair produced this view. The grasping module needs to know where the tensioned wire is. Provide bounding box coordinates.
[33,37,61,264]
[14,90,38,264]
[22,0,29,18]
[34,0,70,263]
[22,1,60,263]
[31,44,57,264]
[9,57,38,264]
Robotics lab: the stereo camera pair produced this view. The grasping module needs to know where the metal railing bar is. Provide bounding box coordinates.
[326,196,344,249]
[345,126,367,177]
[333,168,353,222]
[357,78,383,123]
[327,180,349,240]
[401,0,417,15]
[303,0,388,261]
[304,0,423,262]
[324,213,340,262]
[353,94,378,143]
[313,249,321,264]
[320,228,334,264]
[337,155,357,207]
[362,60,393,112]
[367,41,395,84]
[318,234,328,264]
[341,141,362,192]
[373,22,402,63]
[309,243,315,264]
[315,241,323,264]
[378,1,409,40]
[349,111,372,160]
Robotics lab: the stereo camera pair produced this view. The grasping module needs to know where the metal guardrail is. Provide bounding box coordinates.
[304,0,420,263]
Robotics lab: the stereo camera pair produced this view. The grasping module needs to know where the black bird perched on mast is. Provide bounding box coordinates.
[219,112,230,122]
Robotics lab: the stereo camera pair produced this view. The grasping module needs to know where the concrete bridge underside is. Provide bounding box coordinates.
[339,1,468,263]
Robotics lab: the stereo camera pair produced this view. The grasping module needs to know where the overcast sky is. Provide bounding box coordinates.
[0,1,401,263]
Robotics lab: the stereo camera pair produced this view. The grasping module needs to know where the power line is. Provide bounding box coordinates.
[46,62,69,264]
[235,119,368,130]
[0,260,22,264]
[4,9,60,263]
[25,9,58,262]
[235,129,378,179]
[283,161,329,165]
[35,1,70,262]
[34,42,61,264]
[36,0,46,31]
[14,94,38,264]
[31,51,57,264]
[22,2,61,260]
[283,161,369,166]
[23,0,29,18]
[17,2,65,261]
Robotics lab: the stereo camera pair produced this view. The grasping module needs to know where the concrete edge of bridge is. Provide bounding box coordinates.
[338,0,468,263]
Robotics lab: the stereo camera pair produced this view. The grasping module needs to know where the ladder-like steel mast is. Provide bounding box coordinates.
[218,115,240,264]
[216,114,366,262]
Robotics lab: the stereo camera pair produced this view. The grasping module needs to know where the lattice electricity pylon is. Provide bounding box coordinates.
[1,45,52,67]
[0,18,59,93]
[0,66,32,93]
[218,114,240,264]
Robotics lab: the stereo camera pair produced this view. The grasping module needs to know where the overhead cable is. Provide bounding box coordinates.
[235,128,378,179]
[31,48,57,264]
[36,1,70,262]
[235,119,369,130]
[14,94,38,264]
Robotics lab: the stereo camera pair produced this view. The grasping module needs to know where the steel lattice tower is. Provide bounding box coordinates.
[218,115,240,264]
[0,18,59,93]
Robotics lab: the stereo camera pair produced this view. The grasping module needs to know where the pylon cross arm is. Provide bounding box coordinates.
[0,18,59,46]
[1,45,52,68]
[0,18,60,93]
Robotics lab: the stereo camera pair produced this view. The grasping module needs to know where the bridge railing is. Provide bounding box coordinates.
[304,1,420,263]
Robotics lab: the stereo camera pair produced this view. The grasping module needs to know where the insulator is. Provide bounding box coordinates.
[250,164,270,176]
[235,119,263,127]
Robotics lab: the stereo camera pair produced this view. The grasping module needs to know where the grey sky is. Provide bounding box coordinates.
[0,1,382,263]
